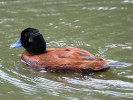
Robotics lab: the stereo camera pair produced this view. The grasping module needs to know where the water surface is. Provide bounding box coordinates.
[0,0,133,100]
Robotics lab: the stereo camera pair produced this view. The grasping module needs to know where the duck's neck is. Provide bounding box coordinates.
[24,50,47,55]
[25,38,46,54]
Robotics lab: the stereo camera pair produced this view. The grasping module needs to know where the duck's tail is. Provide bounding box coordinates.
[101,62,132,70]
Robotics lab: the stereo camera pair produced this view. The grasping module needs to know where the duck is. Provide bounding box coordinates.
[10,28,111,74]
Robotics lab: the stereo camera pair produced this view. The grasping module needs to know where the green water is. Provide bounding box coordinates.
[0,0,133,100]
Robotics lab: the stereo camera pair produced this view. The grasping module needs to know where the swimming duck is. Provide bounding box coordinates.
[11,28,110,74]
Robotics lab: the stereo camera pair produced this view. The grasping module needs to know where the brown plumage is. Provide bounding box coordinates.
[21,47,109,73]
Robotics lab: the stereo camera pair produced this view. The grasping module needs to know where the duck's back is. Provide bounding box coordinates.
[21,47,109,73]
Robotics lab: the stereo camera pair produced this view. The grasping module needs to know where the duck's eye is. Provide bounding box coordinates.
[29,37,32,43]
[24,34,32,43]
[24,34,28,38]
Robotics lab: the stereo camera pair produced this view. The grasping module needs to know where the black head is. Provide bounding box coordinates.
[21,28,46,54]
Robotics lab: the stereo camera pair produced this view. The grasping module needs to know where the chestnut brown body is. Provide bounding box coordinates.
[21,47,109,73]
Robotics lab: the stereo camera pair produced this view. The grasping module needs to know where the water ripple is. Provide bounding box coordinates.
[82,7,118,11]
[0,70,38,94]
[122,0,133,3]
